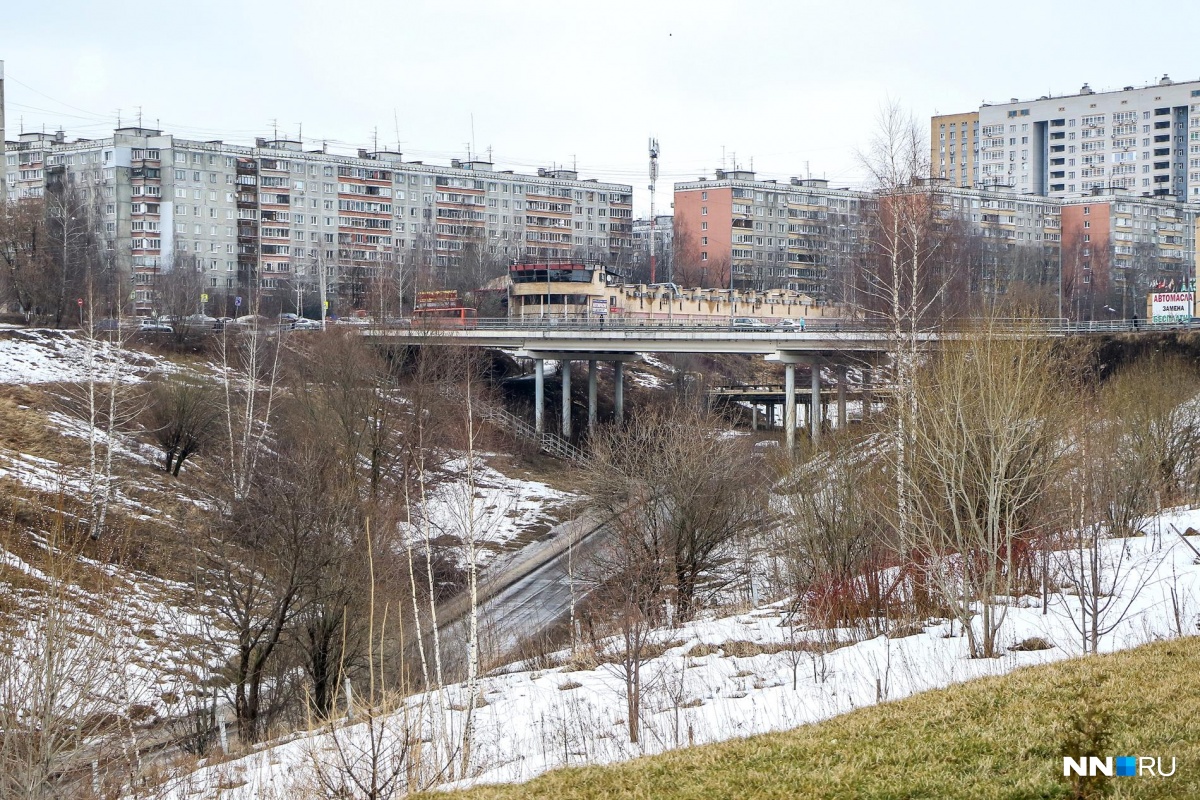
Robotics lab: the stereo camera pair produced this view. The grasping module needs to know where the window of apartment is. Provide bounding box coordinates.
[701,206,707,215]
[701,191,707,201]
[701,221,707,231]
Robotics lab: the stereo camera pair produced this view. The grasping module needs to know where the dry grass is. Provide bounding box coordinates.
[420,637,1200,799]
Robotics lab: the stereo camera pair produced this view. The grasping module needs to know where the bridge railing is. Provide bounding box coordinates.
[357,315,1190,336]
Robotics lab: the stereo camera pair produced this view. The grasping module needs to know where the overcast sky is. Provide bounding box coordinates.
[6,0,1200,214]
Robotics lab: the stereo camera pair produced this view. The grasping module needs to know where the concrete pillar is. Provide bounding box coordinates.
[862,367,872,421]
[614,361,624,421]
[751,403,758,432]
[784,363,796,452]
[810,359,821,444]
[837,364,848,429]
[587,359,598,434]
[534,358,545,434]
[561,360,572,438]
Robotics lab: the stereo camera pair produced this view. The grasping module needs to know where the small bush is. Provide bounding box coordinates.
[1010,636,1053,652]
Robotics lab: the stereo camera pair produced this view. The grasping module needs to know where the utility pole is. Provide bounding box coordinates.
[648,138,659,284]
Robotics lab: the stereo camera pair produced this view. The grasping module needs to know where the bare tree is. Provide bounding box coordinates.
[857,101,965,601]
[144,376,219,477]
[907,315,1070,658]
[585,405,768,622]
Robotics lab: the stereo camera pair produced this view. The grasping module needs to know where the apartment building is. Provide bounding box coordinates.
[0,62,5,176]
[673,169,866,299]
[1060,190,1197,318]
[934,182,1062,299]
[964,75,1200,200]
[630,214,674,283]
[2,126,634,315]
[931,111,979,188]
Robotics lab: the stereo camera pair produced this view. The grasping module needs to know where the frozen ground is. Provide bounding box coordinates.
[0,328,171,384]
[163,506,1200,798]
[407,454,573,567]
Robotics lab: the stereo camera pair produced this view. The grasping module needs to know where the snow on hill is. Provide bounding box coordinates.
[163,507,1200,798]
[0,328,173,384]
[409,455,573,567]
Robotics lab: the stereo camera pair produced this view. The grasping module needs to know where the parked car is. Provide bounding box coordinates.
[291,317,322,330]
[181,314,219,329]
[730,317,768,329]
[776,318,807,331]
[138,319,173,333]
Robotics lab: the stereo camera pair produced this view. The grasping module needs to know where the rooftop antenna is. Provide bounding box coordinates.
[470,112,476,161]
[722,145,726,171]
[487,145,493,162]
[373,127,378,153]
[136,106,142,128]
[116,109,121,128]
[298,122,302,142]
[572,154,577,171]
[648,137,660,283]
[271,119,278,140]
[393,108,401,151]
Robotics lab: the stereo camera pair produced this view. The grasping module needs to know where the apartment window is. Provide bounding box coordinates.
[701,221,708,231]
[701,252,708,261]
[701,236,708,245]
[701,206,708,215]
[1083,206,1089,214]
[701,191,707,201]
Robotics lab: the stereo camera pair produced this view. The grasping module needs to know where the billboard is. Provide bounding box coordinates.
[591,298,609,316]
[1150,292,1194,324]
[415,290,460,309]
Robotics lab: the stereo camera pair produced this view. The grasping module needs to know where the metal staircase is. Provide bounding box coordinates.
[443,386,587,463]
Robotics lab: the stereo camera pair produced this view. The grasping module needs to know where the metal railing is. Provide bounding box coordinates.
[441,385,587,463]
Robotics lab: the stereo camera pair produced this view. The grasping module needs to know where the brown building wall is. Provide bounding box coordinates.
[673,185,732,287]
[1061,202,1112,319]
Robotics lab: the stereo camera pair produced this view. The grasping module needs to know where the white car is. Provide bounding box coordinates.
[776,318,807,331]
[138,319,173,333]
[730,317,768,329]
[292,317,322,330]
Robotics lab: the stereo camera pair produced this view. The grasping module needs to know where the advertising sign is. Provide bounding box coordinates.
[591,298,609,316]
[1150,292,1193,324]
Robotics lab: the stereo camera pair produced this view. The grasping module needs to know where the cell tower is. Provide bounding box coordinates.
[648,138,660,283]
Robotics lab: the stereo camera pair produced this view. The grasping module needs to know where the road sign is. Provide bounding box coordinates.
[235,296,242,308]
[323,300,329,309]
[201,293,209,303]
[76,298,83,307]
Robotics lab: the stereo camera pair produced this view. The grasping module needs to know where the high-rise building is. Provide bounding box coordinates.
[931,111,978,188]
[0,61,6,177]
[967,75,1200,200]
[673,169,866,299]
[2,126,634,315]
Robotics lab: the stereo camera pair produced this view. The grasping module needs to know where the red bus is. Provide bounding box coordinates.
[411,307,479,328]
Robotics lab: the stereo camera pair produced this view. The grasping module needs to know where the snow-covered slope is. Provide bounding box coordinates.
[163,507,1200,798]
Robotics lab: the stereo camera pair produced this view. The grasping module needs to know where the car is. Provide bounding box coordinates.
[181,314,219,329]
[730,317,768,329]
[776,318,807,331]
[138,319,173,333]
[291,317,322,330]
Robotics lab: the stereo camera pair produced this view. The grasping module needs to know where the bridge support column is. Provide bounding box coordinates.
[614,362,624,422]
[534,358,545,435]
[587,359,598,434]
[837,364,848,429]
[862,367,872,420]
[751,404,758,432]
[810,359,821,444]
[561,360,572,438]
[784,363,796,452]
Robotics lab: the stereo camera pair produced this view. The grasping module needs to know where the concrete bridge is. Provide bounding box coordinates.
[364,317,1155,450]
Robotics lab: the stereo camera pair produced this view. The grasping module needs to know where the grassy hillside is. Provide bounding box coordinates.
[427,637,1200,800]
